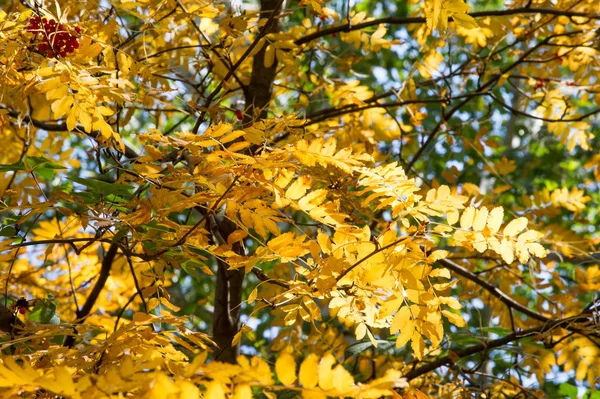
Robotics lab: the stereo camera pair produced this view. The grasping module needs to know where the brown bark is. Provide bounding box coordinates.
[244,0,284,123]
[210,216,245,363]
[210,0,284,364]
[64,243,118,348]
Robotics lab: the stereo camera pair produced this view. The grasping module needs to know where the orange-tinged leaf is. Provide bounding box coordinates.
[147,297,160,309]
[133,312,153,323]
[275,352,297,385]
[228,230,248,245]
[264,44,275,68]
[248,288,258,304]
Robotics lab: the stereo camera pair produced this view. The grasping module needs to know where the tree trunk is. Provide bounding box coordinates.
[210,0,283,364]
[244,0,284,123]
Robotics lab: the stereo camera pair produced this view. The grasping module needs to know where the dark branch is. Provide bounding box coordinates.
[295,7,600,45]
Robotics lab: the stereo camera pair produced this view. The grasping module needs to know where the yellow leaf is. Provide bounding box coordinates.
[53,367,77,397]
[248,288,258,304]
[436,185,450,200]
[318,353,336,390]
[232,331,243,347]
[355,323,367,340]
[527,242,547,258]
[487,206,504,233]
[504,217,528,237]
[518,230,543,242]
[133,312,153,324]
[160,297,180,312]
[411,331,425,360]
[452,12,479,30]
[390,306,410,334]
[460,206,475,229]
[285,176,312,200]
[299,354,319,388]
[275,352,297,385]
[429,268,450,279]
[220,130,245,144]
[447,209,459,225]
[38,77,61,93]
[147,298,160,309]
[47,85,68,100]
[445,0,471,13]
[575,361,587,381]
[442,310,466,327]
[233,384,252,399]
[180,382,201,399]
[498,238,514,264]
[395,320,414,348]
[332,364,355,392]
[264,44,275,68]
[67,105,78,131]
[298,189,327,211]
[427,250,449,263]
[79,109,92,132]
[472,207,488,232]
[51,95,73,119]
[228,230,248,245]
[205,381,226,399]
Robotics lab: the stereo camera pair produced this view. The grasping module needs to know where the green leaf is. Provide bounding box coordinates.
[0,226,17,237]
[0,161,25,172]
[181,259,211,280]
[558,383,578,399]
[28,297,60,324]
[344,340,394,357]
[69,176,133,198]
[24,156,65,171]
[588,391,600,399]
[112,226,131,242]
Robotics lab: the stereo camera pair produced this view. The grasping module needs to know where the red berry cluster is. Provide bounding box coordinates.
[14,297,29,315]
[26,15,81,58]
[533,79,546,91]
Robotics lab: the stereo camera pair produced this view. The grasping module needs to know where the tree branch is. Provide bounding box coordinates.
[1,105,140,160]
[402,312,595,381]
[295,7,600,45]
[439,258,549,322]
[63,243,119,347]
